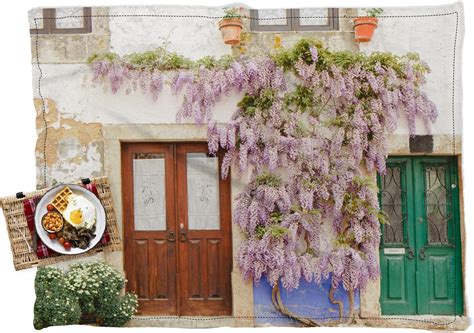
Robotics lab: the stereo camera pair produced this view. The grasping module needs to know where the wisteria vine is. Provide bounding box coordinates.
[89,40,437,296]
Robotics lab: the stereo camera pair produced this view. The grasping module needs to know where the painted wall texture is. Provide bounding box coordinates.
[253,277,360,326]
[28,3,465,329]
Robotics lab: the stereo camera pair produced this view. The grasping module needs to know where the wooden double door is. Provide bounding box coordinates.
[378,156,463,315]
[122,142,232,316]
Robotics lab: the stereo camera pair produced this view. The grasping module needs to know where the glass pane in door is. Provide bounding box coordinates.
[186,153,220,230]
[424,165,451,244]
[380,165,406,244]
[133,153,166,231]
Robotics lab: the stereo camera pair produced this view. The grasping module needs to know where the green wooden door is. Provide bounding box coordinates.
[379,156,463,315]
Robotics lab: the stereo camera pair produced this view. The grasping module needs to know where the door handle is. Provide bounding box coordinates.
[419,247,426,260]
[179,230,187,242]
[407,247,415,260]
[167,231,176,242]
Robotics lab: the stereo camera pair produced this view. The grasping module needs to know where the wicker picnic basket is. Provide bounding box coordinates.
[0,177,122,270]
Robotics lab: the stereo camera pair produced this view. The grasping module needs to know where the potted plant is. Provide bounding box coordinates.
[353,8,383,42]
[218,8,244,45]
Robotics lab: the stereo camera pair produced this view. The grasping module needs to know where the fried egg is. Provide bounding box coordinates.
[63,194,96,230]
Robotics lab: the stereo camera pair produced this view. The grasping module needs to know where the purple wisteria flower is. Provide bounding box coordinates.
[309,46,319,62]
[88,42,438,292]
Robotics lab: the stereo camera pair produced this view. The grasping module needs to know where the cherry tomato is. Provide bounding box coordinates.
[47,204,54,212]
[48,233,57,240]
[58,237,65,244]
[63,242,72,250]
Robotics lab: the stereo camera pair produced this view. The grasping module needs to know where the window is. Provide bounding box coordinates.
[250,8,339,32]
[29,7,92,34]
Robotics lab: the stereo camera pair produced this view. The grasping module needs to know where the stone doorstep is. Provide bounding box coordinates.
[126,316,239,328]
[361,315,470,331]
[126,315,470,330]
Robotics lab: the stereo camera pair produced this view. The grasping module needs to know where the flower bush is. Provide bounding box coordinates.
[65,262,138,327]
[33,262,138,329]
[88,39,437,296]
[33,267,81,329]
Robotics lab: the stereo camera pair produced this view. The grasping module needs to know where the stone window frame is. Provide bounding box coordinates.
[29,7,92,34]
[250,8,339,32]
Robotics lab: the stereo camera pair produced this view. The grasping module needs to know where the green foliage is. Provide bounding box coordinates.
[124,47,193,70]
[95,293,138,327]
[255,172,282,187]
[33,267,81,330]
[195,55,235,69]
[237,94,258,117]
[365,8,384,18]
[255,222,289,239]
[272,39,324,70]
[352,175,378,191]
[291,204,321,217]
[271,38,428,79]
[378,210,389,225]
[222,7,241,19]
[87,52,119,64]
[284,85,314,113]
[33,263,138,329]
[238,89,276,117]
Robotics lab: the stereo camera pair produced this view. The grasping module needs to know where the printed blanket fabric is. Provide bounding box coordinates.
[24,3,465,330]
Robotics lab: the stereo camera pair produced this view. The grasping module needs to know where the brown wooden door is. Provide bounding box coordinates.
[122,143,177,315]
[122,142,232,316]
[176,143,232,316]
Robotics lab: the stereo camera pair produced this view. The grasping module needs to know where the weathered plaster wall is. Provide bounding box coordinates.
[359,3,464,140]
[108,6,231,59]
[33,98,104,186]
[28,3,464,328]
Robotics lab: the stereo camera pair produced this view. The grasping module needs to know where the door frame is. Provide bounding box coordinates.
[102,125,255,323]
[121,141,233,316]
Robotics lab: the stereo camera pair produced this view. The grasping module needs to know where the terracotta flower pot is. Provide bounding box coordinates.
[218,18,243,45]
[353,17,378,42]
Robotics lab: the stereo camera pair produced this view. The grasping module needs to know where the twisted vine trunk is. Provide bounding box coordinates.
[328,285,344,323]
[271,285,352,327]
[271,285,321,327]
[347,289,355,324]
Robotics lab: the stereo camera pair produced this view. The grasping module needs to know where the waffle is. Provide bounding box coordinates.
[51,186,73,213]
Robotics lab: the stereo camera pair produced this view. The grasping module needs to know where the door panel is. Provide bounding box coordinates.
[122,143,177,315]
[379,158,416,314]
[208,239,223,298]
[177,143,232,316]
[380,156,463,316]
[150,239,171,299]
[134,239,149,299]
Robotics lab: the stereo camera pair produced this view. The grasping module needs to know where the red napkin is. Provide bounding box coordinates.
[24,197,57,258]
[23,182,110,258]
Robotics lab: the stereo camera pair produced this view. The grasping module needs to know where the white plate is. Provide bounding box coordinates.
[34,184,106,255]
